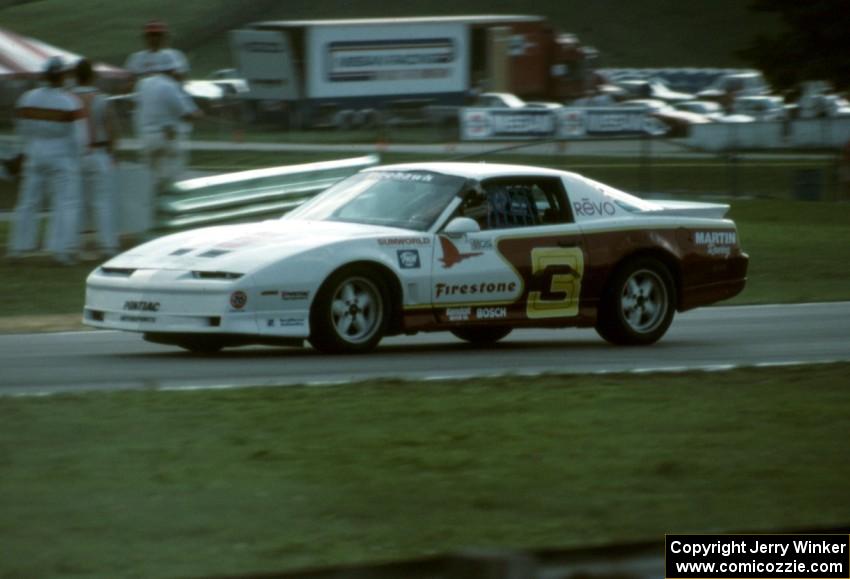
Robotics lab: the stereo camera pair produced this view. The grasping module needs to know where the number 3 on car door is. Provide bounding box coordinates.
[526,247,584,318]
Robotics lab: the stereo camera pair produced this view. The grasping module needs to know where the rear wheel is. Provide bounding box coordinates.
[451,326,512,344]
[595,257,676,346]
[309,267,388,354]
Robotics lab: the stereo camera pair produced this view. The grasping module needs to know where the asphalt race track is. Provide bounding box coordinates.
[1,302,848,396]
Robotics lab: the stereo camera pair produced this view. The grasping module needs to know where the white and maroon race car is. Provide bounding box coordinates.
[83,162,748,353]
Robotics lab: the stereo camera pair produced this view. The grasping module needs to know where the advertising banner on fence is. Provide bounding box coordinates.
[460,107,668,140]
[461,108,558,140]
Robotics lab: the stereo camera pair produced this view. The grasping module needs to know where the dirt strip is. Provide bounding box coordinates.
[0,314,88,334]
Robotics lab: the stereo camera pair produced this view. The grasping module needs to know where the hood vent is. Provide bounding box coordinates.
[198,249,231,258]
[99,267,136,277]
[170,248,193,256]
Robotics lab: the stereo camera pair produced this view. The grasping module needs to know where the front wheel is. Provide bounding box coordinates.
[309,267,389,354]
[451,326,512,344]
[595,257,676,346]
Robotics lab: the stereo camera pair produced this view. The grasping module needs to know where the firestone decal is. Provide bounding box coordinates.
[435,281,517,298]
[439,236,483,268]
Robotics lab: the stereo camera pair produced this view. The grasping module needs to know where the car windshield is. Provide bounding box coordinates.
[284,170,467,231]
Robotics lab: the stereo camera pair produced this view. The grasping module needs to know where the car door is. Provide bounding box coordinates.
[431,176,585,325]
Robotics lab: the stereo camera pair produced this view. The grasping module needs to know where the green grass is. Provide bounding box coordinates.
[1,0,779,76]
[1,364,848,578]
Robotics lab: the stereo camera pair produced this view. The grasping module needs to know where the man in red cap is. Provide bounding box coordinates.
[124,19,189,79]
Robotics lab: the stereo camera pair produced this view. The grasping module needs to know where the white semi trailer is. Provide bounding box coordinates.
[231,15,596,128]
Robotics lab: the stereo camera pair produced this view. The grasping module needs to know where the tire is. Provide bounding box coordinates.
[309,267,389,354]
[595,257,676,346]
[451,326,512,344]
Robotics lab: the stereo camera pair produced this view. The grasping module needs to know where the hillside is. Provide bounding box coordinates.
[1,0,778,76]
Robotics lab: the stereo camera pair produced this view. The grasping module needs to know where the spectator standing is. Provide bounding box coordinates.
[135,52,201,221]
[72,59,120,258]
[6,57,86,265]
[124,20,189,81]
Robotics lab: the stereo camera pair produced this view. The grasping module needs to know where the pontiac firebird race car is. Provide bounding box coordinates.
[83,162,748,353]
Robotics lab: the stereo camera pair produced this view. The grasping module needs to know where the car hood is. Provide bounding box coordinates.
[105,219,415,272]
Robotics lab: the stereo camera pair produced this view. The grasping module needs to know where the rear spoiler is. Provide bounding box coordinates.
[642,200,730,219]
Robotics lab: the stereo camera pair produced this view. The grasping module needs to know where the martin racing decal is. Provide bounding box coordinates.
[694,230,737,256]
[397,249,421,269]
[439,236,483,268]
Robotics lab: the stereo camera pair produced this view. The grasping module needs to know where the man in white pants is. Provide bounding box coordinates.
[72,58,119,258]
[7,57,86,265]
[135,51,201,223]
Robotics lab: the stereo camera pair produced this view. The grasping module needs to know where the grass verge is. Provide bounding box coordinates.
[1,364,849,578]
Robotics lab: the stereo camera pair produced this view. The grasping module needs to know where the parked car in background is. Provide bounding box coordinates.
[732,96,788,121]
[474,92,528,109]
[621,99,711,136]
[675,100,753,123]
[617,79,694,103]
[697,71,770,100]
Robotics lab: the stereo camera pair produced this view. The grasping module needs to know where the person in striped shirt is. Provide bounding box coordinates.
[7,57,87,265]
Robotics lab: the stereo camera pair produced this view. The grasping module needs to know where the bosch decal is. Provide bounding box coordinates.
[230,291,248,310]
[475,306,507,320]
[439,236,482,268]
[123,300,160,312]
[397,249,421,269]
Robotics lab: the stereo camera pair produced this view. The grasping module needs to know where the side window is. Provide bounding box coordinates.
[454,177,572,231]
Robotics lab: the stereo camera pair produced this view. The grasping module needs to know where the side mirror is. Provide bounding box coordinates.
[443,216,481,235]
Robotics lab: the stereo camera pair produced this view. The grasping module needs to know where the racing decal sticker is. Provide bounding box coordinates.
[438,236,482,268]
[445,307,471,321]
[123,300,160,312]
[476,306,507,320]
[572,197,617,217]
[281,291,310,301]
[526,247,584,319]
[397,249,421,269]
[378,237,431,246]
[694,230,737,257]
[435,281,518,299]
[230,291,248,310]
[496,236,585,320]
